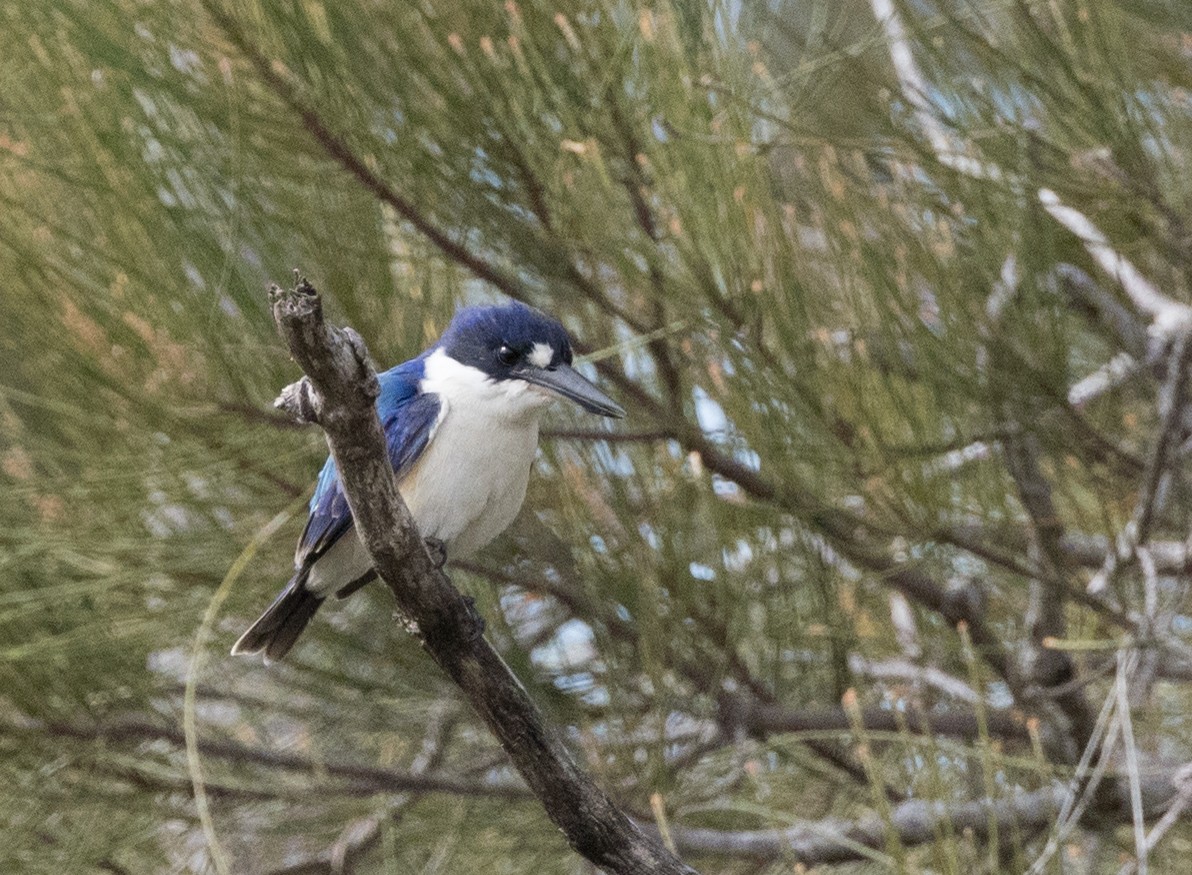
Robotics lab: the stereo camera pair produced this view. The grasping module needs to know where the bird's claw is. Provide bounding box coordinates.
[462,595,486,641]
[423,537,447,569]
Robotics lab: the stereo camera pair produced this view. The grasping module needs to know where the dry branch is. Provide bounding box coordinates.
[718,692,1031,743]
[668,786,1064,864]
[266,275,697,875]
[666,773,1186,866]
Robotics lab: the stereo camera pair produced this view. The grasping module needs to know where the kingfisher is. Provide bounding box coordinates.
[232,302,624,661]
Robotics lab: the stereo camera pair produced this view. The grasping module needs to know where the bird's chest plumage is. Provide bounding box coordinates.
[400,348,550,557]
[400,404,539,557]
[302,351,550,596]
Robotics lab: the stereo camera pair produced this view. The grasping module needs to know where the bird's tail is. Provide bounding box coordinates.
[231,569,323,662]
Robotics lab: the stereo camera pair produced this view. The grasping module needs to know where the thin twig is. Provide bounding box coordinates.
[10,713,528,799]
[1089,334,1192,594]
[268,703,462,875]
[203,1,529,304]
[1116,651,1148,875]
[1117,763,1192,875]
[1039,191,1192,341]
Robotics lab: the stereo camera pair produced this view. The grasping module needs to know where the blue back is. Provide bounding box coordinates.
[296,357,441,566]
[294,302,571,568]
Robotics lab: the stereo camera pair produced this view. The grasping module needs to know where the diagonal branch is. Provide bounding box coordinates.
[203,1,529,304]
[204,0,653,340]
[266,275,698,875]
[869,0,1190,343]
[1089,334,1192,596]
[1039,191,1192,341]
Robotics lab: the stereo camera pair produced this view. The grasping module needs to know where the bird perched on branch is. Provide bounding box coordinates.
[232,302,624,661]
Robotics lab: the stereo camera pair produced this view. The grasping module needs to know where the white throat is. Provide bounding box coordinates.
[420,347,555,421]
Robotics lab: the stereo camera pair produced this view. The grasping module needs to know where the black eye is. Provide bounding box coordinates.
[497,344,519,366]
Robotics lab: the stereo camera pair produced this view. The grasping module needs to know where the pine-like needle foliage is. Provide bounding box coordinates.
[2,1,1191,872]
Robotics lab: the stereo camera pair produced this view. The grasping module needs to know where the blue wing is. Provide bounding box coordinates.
[295,356,441,567]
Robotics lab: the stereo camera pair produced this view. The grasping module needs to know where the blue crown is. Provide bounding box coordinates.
[439,302,573,375]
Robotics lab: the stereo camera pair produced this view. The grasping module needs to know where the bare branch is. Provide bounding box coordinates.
[1039,191,1192,341]
[667,786,1062,864]
[1069,353,1144,407]
[666,769,1188,866]
[1053,264,1150,360]
[266,275,698,875]
[1089,334,1192,595]
[718,692,1031,743]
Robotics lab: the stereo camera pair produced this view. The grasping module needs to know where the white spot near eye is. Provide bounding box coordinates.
[528,342,553,369]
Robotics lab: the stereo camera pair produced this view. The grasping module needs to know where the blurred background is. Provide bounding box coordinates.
[3,0,1192,872]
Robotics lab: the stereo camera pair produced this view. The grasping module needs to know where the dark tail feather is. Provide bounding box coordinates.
[231,570,323,662]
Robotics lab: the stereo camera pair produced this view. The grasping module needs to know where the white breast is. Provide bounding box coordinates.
[403,349,550,556]
[305,348,552,595]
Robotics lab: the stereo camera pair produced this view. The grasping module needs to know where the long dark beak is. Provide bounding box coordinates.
[517,363,625,418]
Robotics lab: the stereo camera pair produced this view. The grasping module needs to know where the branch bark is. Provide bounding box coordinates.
[718,692,1031,744]
[664,774,1186,866]
[266,275,698,875]
[667,786,1065,864]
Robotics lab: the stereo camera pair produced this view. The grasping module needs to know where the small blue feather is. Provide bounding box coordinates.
[295,357,440,565]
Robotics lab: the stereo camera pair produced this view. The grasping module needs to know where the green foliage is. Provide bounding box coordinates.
[2,0,1191,872]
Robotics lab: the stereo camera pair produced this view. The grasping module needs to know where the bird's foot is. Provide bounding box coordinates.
[461,595,486,641]
[423,537,447,569]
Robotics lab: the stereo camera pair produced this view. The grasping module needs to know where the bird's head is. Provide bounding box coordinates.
[435,302,625,419]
